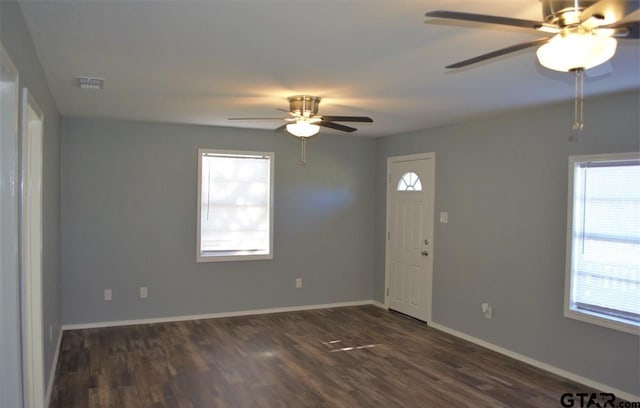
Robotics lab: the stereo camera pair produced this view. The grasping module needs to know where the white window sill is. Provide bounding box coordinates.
[197,250,272,263]
[564,308,640,336]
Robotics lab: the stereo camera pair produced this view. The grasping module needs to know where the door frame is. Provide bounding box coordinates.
[1,41,24,408]
[20,87,45,408]
[384,152,436,323]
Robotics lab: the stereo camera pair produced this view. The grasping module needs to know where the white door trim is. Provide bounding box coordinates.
[1,41,24,408]
[384,152,436,323]
[20,87,45,408]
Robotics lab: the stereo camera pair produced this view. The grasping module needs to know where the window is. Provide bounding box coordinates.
[397,172,422,191]
[565,153,640,334]
[197,149,274,262]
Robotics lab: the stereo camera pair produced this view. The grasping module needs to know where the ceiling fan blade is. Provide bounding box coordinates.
[603,20,640,38]
[318,121,358,132]
[445,37,551,69]
[274,124,287,132]
[276,108,295,115]
[320,115,373,123]
[228,117,287,120]
[581,0,640,25]
[425,10,547,31]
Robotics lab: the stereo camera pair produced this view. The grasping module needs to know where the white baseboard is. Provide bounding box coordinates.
[44,327,63,408]
[62,300,375,331]
[371,300,387,309]
[429,322,640,402]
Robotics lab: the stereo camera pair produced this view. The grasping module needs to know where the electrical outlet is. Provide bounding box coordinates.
[481,302,493,319]
[139,286,148,299]
[440,212,449,223]
[296,278,302,289]
[104,289,112,301]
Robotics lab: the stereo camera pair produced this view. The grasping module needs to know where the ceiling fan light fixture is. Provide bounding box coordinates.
[536,32,617,72]
[286,121,320,137]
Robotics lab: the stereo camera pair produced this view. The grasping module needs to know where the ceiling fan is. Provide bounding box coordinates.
[425,0,639,130]
[229,95,373,166]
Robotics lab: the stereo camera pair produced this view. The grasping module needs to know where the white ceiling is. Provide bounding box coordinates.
[19,0,640,137]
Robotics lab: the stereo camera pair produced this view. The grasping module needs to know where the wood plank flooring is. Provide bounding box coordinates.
[50,305,614,407]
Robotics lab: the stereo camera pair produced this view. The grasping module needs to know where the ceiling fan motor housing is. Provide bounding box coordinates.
[288,95,321,116]
[541,0,600,25]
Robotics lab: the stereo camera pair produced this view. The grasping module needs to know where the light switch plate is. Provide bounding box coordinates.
[440,212,449,223]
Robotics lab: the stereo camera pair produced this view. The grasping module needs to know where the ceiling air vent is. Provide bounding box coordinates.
[76,76,104,90]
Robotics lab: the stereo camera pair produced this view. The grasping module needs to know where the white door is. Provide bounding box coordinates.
[385,153,435,322]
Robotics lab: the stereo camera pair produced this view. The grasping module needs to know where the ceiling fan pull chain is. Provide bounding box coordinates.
[572,68,584,131]
[300,138,307,167]
[579,68,584,129]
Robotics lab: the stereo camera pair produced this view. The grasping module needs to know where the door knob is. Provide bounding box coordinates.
[421,250,429,256]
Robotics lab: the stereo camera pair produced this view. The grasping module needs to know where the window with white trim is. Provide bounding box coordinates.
[197,149,274,262]
[565,153,640,334]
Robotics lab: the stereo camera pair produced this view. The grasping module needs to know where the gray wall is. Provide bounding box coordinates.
[374,90,640,395]
[1,0,62,401]
[61,118,375,324]
[4,0,637,398]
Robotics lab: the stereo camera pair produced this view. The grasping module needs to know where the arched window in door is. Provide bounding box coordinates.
[397,172,422,191]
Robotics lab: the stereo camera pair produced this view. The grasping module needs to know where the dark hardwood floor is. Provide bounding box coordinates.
[50,305,610,407]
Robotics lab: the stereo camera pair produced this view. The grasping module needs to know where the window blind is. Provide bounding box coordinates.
[570,160,640,324]
[200,153,271,253]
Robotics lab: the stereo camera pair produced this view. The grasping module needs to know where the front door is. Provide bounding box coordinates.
[386,153,435,322]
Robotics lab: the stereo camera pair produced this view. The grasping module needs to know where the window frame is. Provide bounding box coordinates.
[196,148,274,263]
[564,152,640,335]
